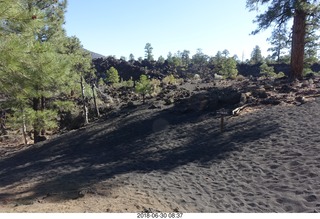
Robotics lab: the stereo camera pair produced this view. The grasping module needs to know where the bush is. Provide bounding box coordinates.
[303,68,317,77]
[260,63,276,77]
[277,72,285,78]
[260,63,286,79]
[124,78,134,88]
[162,74,176,85]
[150,78,161,97]
[98,78,105,87]
[235,75,246,81]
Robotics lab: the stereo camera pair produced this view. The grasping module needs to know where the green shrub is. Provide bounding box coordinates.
[260,63,286,79]
[150,78,161,97]
[303,68,316,76]
[162,74,176,85]
[260,63,276,77]
[124,78,134,88]
[98,78,105,86]
[277,72,285,78]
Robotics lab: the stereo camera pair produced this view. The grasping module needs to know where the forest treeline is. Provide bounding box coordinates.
[92,46,320,82]
[0,0,319,144]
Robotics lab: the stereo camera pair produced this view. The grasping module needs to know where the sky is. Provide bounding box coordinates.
[64,0,275,61]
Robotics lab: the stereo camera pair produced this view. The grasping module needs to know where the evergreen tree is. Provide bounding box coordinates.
[135,75,152,104]
[247,0,320,79]
[105,67,120,84]
[260,62,276,77]
[304,20,320,66]
[267,24,290,63]
[222,49,230,58]
[167,52,173,63]
[129,53,135,62]
[144,43,154,61]
[172,55,183,67]
[260,62,285,78]
[220,58,238,79]
[26,0,70,142]
[210,51,223,66]
[0,0,73,143]
[213,51,238,79]
[192,49,209,66]
[0,0,40,144]
[250,45,263,64]
[157,56,165,64]
[63,36,97,123]
[181,50,191,66]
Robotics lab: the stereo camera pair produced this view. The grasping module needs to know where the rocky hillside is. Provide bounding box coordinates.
[85,49,106,60]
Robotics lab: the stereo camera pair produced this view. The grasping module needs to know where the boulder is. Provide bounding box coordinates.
[164,98,174,105]
[127,101,137,108]
[207,95,219,111]
[278,84,297,93]
[261,98,281,105]
[240,93,248,105]
[218,89,241,105]
[253,88,268,98]
[149,104,162,109]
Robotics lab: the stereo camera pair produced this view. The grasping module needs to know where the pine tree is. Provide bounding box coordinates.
[0,0,74,143]
[144,43,154,61]
[247,0,320,79]
[0,0,46,143]
[135,75,152,104]
[250,45,263,64]
[192,49,209,66]
[129,53,135,62]
[181,50,191,66]
[304,19,320,66]
[213,51,238,79]
[25,0,71,143]
[267,24,290,63]
[63,36,97,124]
[105,67,120,84]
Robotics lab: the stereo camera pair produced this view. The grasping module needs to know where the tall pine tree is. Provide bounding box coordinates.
[63,36,98,124]
[267,24,290,63]
[0,0,76,143]
[247,0,320,79]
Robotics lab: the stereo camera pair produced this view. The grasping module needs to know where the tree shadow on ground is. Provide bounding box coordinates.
[0,93,280,204]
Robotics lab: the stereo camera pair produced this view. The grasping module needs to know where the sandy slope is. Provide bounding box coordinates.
[0,97,320,213]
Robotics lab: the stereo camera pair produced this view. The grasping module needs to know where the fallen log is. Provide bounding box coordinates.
[232,104,250,116]
[303,93,320,99]
[295,93,320,105]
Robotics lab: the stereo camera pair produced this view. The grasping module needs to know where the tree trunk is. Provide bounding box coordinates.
[80,76,89,124]
[91,84,100,118]
[22,110,28,145]
[290,8,307,80]
[142,93,146,104]
[40,96,46,136]
[0,110,7,135]
[277,45,281,64]
[33,97,40,143]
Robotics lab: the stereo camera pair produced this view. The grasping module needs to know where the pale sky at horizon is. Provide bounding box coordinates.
[64,0,278,60]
